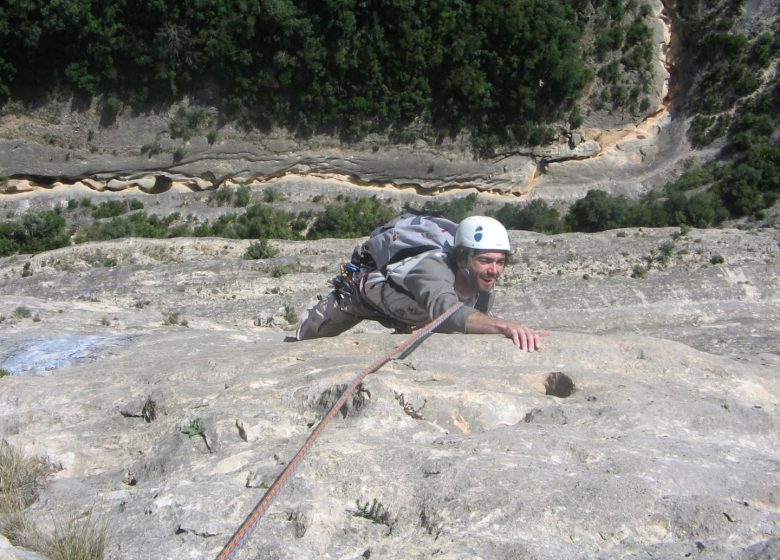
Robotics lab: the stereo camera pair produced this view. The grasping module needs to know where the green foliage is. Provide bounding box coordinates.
[207,185,253,208]
[710,254,724,265]
[0,211,68,256]
[307,197,396,240]
[163,312,187,327]
[140,142,161,157]
[91,200,128,219]
[233,185,251,208]
[169,107,210,140]
[682,5,777,155]
[262,189,285,203]
[208,187,234,207]
[421,193,478,223]
[0,0,593,150]
[631,264,647,279]
[13,307,32,319]
[493,200,565,234]
[76,212,177,241]
[243,240,278,260]
[566,190,631,232]
[284,303,298,325]
[181,418,205,437]
[354,498,392,527]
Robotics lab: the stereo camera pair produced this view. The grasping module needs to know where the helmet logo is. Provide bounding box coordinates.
[474,226,483,242]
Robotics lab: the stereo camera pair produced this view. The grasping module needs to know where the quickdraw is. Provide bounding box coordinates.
[214,301,465,560]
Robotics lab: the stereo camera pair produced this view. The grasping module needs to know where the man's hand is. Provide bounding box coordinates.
[502,323,548,352]
[465,312,548,352]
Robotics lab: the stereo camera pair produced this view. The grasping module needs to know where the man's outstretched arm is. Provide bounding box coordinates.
[464,311,547,352]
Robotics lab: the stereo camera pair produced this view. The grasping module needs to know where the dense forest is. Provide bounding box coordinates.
[0,0,657,152]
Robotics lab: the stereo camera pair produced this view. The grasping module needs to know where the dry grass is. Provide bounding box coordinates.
[3,508,109,560]
[44,510,110,560]
[0,439,53,512]
[0,441,109,559]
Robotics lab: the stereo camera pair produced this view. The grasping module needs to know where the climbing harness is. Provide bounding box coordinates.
[214,301,464,560]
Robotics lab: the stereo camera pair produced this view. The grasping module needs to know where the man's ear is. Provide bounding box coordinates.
[454,247,472,269]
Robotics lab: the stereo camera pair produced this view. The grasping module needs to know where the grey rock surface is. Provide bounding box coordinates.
[0,224,778,559]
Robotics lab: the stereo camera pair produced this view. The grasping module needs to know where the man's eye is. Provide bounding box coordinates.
[477,258,506,266]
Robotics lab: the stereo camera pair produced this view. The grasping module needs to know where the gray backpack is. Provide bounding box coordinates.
[362,213,457,273]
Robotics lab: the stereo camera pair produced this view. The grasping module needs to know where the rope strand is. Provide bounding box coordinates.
[215,302,464,559]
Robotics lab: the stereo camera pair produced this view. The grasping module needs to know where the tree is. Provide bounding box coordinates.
[565,190,630,232]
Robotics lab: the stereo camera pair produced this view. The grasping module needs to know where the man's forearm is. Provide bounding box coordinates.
[464,311,545,351]
[464,310,510,335]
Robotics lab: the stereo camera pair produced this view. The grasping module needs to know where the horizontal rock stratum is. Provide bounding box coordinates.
[1,225,778,559]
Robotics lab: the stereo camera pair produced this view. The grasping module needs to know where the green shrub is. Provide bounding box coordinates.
[13,307,31,319]
[234,185,251,207]
[284,304,298,325]
[244,239,278,260]
[170,107,210,140]
[262,189,285,203]
[140,142,161,157]
[422,193,478,223]
[307,197,395,239]
[493,200,565,234]
[208,187,234,207]
[566,190,630,232]
[91,200,127,219]
[631,265,647,278]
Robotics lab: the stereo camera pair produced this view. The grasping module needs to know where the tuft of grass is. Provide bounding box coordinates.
[162,312,188,327]
[284,304,298,326]
[3,508,109,560]
[13,306,31,319]
[0,441,54,514]
[631,265,647,279]
[45,510,110,560]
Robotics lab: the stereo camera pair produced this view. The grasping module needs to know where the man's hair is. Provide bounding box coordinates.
[451,245,514,269]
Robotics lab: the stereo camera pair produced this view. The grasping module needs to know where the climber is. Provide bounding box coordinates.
[293,215,546,351]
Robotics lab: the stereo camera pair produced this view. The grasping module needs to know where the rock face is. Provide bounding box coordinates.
[1,225,778,559]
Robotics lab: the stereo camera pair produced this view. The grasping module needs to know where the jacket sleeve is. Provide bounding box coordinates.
[402,253,476,332]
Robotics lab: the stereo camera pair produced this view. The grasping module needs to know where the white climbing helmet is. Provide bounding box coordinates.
[454,216,511,252]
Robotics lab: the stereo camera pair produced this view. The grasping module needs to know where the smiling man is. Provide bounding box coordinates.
[294,216,546,351]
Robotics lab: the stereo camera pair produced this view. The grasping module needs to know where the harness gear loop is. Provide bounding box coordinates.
[214,301,464,560]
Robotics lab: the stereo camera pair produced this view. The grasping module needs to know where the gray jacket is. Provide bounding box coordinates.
[374,249,493,332]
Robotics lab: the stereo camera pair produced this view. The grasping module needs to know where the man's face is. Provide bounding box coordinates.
[468,250,507,293]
